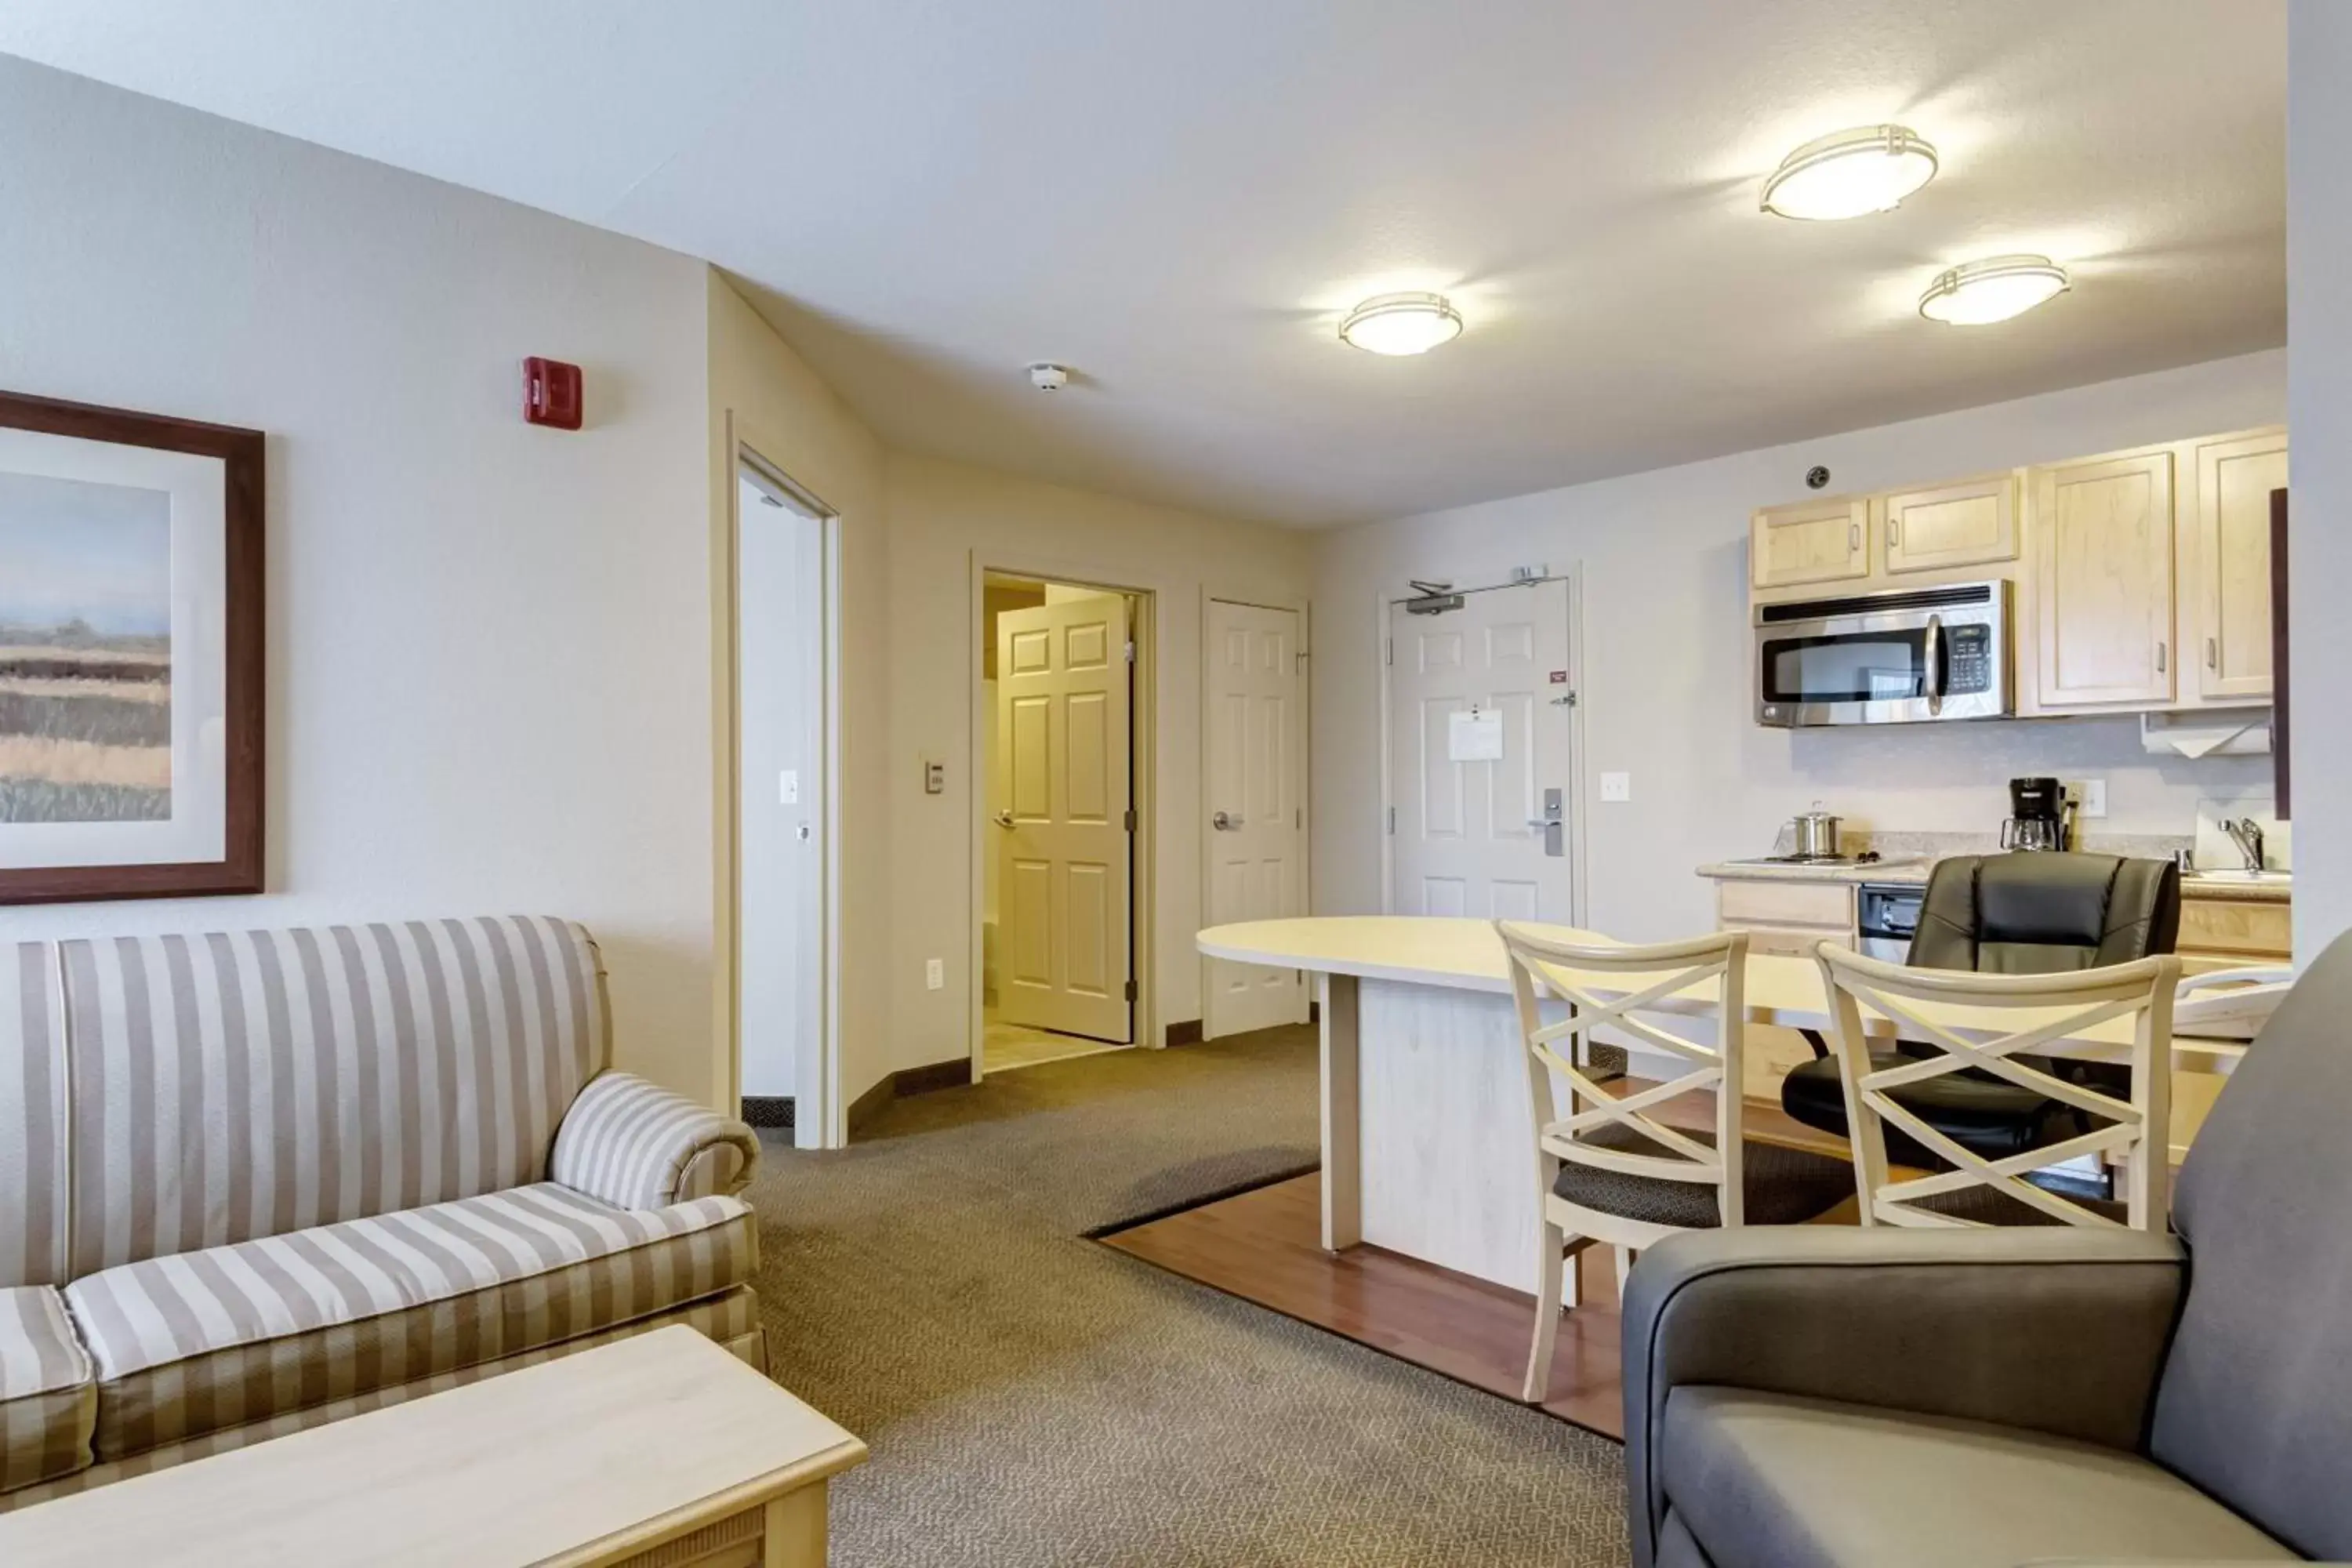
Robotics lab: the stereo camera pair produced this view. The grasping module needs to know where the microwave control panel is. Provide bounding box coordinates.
[1943,622,1994,694]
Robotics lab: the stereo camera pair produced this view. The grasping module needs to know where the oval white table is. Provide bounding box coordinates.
[1196,916,2237,1294]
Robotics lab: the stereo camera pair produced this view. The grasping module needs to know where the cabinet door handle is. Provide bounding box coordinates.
[1848,522,1860,551]
[2206,636,2219,670]
[2156,642,2168,674]
[1887,519,1900,550]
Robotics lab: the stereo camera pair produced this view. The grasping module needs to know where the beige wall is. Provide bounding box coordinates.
[0,57,721,1097]
[706,274,891,1124]
[1314,350,2287,942]
[884,451,1314,1076]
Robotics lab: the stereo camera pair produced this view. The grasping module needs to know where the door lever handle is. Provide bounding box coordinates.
[993,811,1014,828]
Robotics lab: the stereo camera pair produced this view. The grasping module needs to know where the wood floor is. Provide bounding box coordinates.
[1103,1173,1635,1436]
[1100,1091,1870,1441]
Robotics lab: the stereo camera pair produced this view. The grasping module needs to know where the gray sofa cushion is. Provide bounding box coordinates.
[2154,929,2352,1561]
[1661,1387,2294,1568]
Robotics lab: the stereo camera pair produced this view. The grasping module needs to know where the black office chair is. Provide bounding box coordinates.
[1779,852,2181,1175]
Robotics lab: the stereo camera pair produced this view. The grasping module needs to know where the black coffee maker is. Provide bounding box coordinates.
[2001,775,2073,852]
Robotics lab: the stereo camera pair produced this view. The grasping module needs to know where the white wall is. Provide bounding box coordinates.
[0,58,723,1092]
[2288,0,2352,958]
[885,452,1314,1072]
[1314,350,2287,942]
[706,274,893,1119]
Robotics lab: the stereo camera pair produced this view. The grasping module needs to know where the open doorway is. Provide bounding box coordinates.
[732,449,836,1145]
[979,573,1145,1075]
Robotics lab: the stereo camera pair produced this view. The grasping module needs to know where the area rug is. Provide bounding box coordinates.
[750,1025,1631,1566]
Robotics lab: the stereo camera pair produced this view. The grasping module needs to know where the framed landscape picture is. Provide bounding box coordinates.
[0,390,263,904]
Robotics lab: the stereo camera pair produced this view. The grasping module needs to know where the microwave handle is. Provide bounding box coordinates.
[1922,614,1944,713]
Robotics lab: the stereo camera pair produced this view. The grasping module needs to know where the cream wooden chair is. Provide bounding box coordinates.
[2173,964,2294,1041]
[1497,922,1852,1403]
[1814,943,2180,1232]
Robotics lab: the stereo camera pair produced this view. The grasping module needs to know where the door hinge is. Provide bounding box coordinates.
[1385,637,1393,666]
[1123,978,1138,1003]
[1295,807,1302,829]
[1387,805,1396,835]
[1124,640,1136,664]
[1123,808,1135,832]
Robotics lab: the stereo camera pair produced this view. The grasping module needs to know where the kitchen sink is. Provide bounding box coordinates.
[2183,869,2293,887]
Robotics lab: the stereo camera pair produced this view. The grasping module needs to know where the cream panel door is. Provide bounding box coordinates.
[2034,452,2176,710]
[996,596,1133,1043]
[1203,601,1308,1039]
[1387,580,1573,923]
[1882,474,2019,575]
[1751,497,1869,590]
[2190,431,2286,704]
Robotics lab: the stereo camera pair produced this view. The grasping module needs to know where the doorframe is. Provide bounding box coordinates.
[1373,564,1588,927]
[718,416,845,1149]
[1199,590,1316,1042]
[966,553,1158,1080]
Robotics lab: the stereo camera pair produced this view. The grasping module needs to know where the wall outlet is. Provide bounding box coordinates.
[2072,779,2108,819]
[1599,771,1632,803]
[924,957,945,990]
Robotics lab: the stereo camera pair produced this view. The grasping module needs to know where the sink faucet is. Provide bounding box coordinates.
[2222,818,2267,872]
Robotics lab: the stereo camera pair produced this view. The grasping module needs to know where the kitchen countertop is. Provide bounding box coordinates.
[1698,854,2291,900]
[1695,857,1928,884]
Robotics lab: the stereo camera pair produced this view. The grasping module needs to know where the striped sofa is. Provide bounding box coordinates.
[0,916,763,1507]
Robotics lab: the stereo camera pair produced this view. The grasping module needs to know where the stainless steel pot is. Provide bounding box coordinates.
[1790,804,1844,859]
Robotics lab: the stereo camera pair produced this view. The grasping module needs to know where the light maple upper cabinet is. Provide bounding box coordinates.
[1880,473,2020,575]
[2187,429,2287,704]
[1751,496,1870,590]
[2034,450,2177,710]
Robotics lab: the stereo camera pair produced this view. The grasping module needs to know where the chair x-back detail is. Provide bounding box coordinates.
[1814,944,2179,1232]
[1497,922,1850,1403]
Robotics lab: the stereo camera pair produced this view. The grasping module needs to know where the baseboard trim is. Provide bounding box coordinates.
[1163,1018,1203,1047]
[1308,1000,1320,1025]
[740,1095,795,1130]
[896,1056,972,1098]
[845,1074,896,1136]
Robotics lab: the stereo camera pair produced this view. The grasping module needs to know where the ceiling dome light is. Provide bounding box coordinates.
[1917,255,2071,325]
[1339,292,1464,355]
[1761,125,1939,220]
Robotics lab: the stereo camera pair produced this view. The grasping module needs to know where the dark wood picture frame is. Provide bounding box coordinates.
[0,389,264,905]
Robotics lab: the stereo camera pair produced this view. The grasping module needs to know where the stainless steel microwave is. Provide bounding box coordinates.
[1755,579,2013,727]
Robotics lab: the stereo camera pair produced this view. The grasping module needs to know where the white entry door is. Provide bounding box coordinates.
[996,595,1134,1043]
[1203,599,1308,1038]
[1387,579,1575,921]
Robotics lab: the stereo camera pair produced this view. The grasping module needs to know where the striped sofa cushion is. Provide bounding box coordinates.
[0,1287,94,1494]
[59,916,608,1278]
[0,1288,763,1511]
[62,1183,751,1459]
[0,944,68,1289]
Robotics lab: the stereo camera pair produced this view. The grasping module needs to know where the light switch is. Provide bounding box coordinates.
[1600,771,1632,803]
[925,958,945,990]
[779,770,800,805]
[2074,779,2108,819]
[924,759,946,795]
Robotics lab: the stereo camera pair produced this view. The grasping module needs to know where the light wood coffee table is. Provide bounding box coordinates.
[0,1326,867,1566]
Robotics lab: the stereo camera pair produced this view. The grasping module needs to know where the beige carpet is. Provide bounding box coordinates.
[750,1025,1630,1566]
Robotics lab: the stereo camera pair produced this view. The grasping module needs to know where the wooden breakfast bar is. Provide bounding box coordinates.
[1195,916,2241,1296]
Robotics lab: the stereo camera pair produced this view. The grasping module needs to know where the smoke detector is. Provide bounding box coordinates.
[1027,363,1071,392]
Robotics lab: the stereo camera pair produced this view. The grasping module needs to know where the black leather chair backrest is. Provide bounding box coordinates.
[2155,928,2352,1559]
[1906,853,2180,973]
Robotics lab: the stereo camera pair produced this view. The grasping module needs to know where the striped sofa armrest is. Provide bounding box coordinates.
[550,1072,761,1211]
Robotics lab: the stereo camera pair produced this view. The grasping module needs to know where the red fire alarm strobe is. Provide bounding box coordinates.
[522,357,583,430]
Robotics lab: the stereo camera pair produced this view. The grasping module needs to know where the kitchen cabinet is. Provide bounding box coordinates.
[2187,430,2288,704]
[2177,891,2292,968]
[1708,876,1856,1099]
[2033,450,2176,710]
[1881,473,2019,575]
[1751,497,1870,590]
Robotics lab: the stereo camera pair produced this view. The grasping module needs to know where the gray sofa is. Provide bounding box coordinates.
[1622,929,2352,1567]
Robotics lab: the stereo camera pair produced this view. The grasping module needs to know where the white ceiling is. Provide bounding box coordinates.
[0,2,2285,526]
